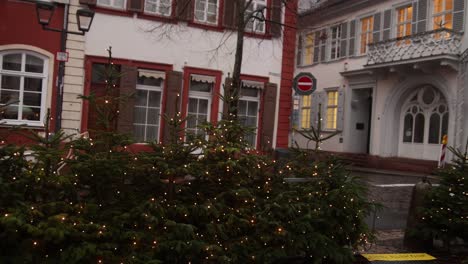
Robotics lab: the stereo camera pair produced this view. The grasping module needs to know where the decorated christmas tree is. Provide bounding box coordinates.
[418,140,468,250]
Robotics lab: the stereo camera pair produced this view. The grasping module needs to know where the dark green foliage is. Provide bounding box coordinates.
[417,140,468,250]
[0,48,375,263]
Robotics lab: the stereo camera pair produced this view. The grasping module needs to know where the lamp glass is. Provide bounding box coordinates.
[36,2,55,26]
[76,9,95,32]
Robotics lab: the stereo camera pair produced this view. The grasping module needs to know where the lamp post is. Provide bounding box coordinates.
[36,1,95,132]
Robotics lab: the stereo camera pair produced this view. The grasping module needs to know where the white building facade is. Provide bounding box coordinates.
[295,0,466,167]
[62,0,298,150]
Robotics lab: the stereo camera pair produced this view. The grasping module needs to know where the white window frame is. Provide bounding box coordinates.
[329,24,342,61]
[194,0,219,25]
[0,51,48,127]
[395,5,413,38]
[359,15,374,55]
[144,0,172,16]
[431,0,454,30]
[97,0,127,10]
[239,81,262,148]
[133,77,163,143]
[325,90,338,130]
[187,77,213,138]
[245,0,268,34]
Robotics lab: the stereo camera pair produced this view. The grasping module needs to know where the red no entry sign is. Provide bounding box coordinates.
[293,72,317,95]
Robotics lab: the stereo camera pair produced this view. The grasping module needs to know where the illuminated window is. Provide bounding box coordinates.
[300,95,311,129]
[360,16,374,54]
[433,0,453,30]
[396,5,413,38]
[326,91,338,130]
[303,33,315,65]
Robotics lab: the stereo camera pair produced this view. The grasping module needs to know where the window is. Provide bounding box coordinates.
[239,80,262,147]
[245,0,267,33]
[360,16,374,54]
[97,0,126,9]
[303,33,315,65]
[401,86,448,144]
[329,25,342,60]
[194,0,219,24]
[300,95,311,129]
[133,70,164,142]
[433,0,453,30]
[0,51,48,125]
[326,91,338,130]
[396,5,413,38]
[145,0,172,16]
[186,74,214,137]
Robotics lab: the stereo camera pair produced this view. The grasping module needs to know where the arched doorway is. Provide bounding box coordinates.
[398,85,449,160]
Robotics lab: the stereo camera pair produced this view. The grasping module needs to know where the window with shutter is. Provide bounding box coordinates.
[182,68,221,139]
[325,90,338,130]
[187,76,213,137]
[144,0,172,16]
[97,0,126,9]
[359,16,374,54]
[133,70,164,142]
[303,32,315,65]
[194,0,219,25]
[239,80,263,148]
[245,0,268,33]
[397,5,413,38]
[432,0,454,30]
[329,25,342,60]
[300,95,311,129]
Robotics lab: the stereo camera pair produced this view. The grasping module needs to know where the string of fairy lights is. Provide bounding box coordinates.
[0,48,390,263]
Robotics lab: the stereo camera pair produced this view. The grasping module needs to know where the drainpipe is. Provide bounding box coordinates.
[55,3,69,132]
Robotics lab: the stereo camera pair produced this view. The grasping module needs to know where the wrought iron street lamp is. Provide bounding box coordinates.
[36,1,95,132]
[36,1,95,35]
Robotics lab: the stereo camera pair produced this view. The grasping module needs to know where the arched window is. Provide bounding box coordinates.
[401,85,448,145]
[0,51,48,125]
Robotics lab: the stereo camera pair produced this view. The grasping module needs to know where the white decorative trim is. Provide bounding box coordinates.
[0,44,55,127]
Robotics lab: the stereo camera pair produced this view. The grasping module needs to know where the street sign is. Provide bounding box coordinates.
[56,52,69,62]
[293,72,317,95]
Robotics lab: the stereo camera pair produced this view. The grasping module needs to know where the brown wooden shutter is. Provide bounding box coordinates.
[176,0,193,21]
[416,0,428,33]
[453,0,465,32]
[260,83,277,151]
[223,0,238,29]
[339,22,348,58]
[117,65,137,133]
[372,12,381,43]
[127,0,144,12]
[382,9,392,40]
[270,0,282,37]
[79,0,97,5]
[162,71,183,144]
[222,77,233,117]
[348,20,356,57]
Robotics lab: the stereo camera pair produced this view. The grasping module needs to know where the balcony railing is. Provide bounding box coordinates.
[366,28,462,66]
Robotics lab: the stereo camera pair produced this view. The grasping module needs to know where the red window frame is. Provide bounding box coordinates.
[181,66,222,129]
[81,55,173,143]
[240,74,269,149]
